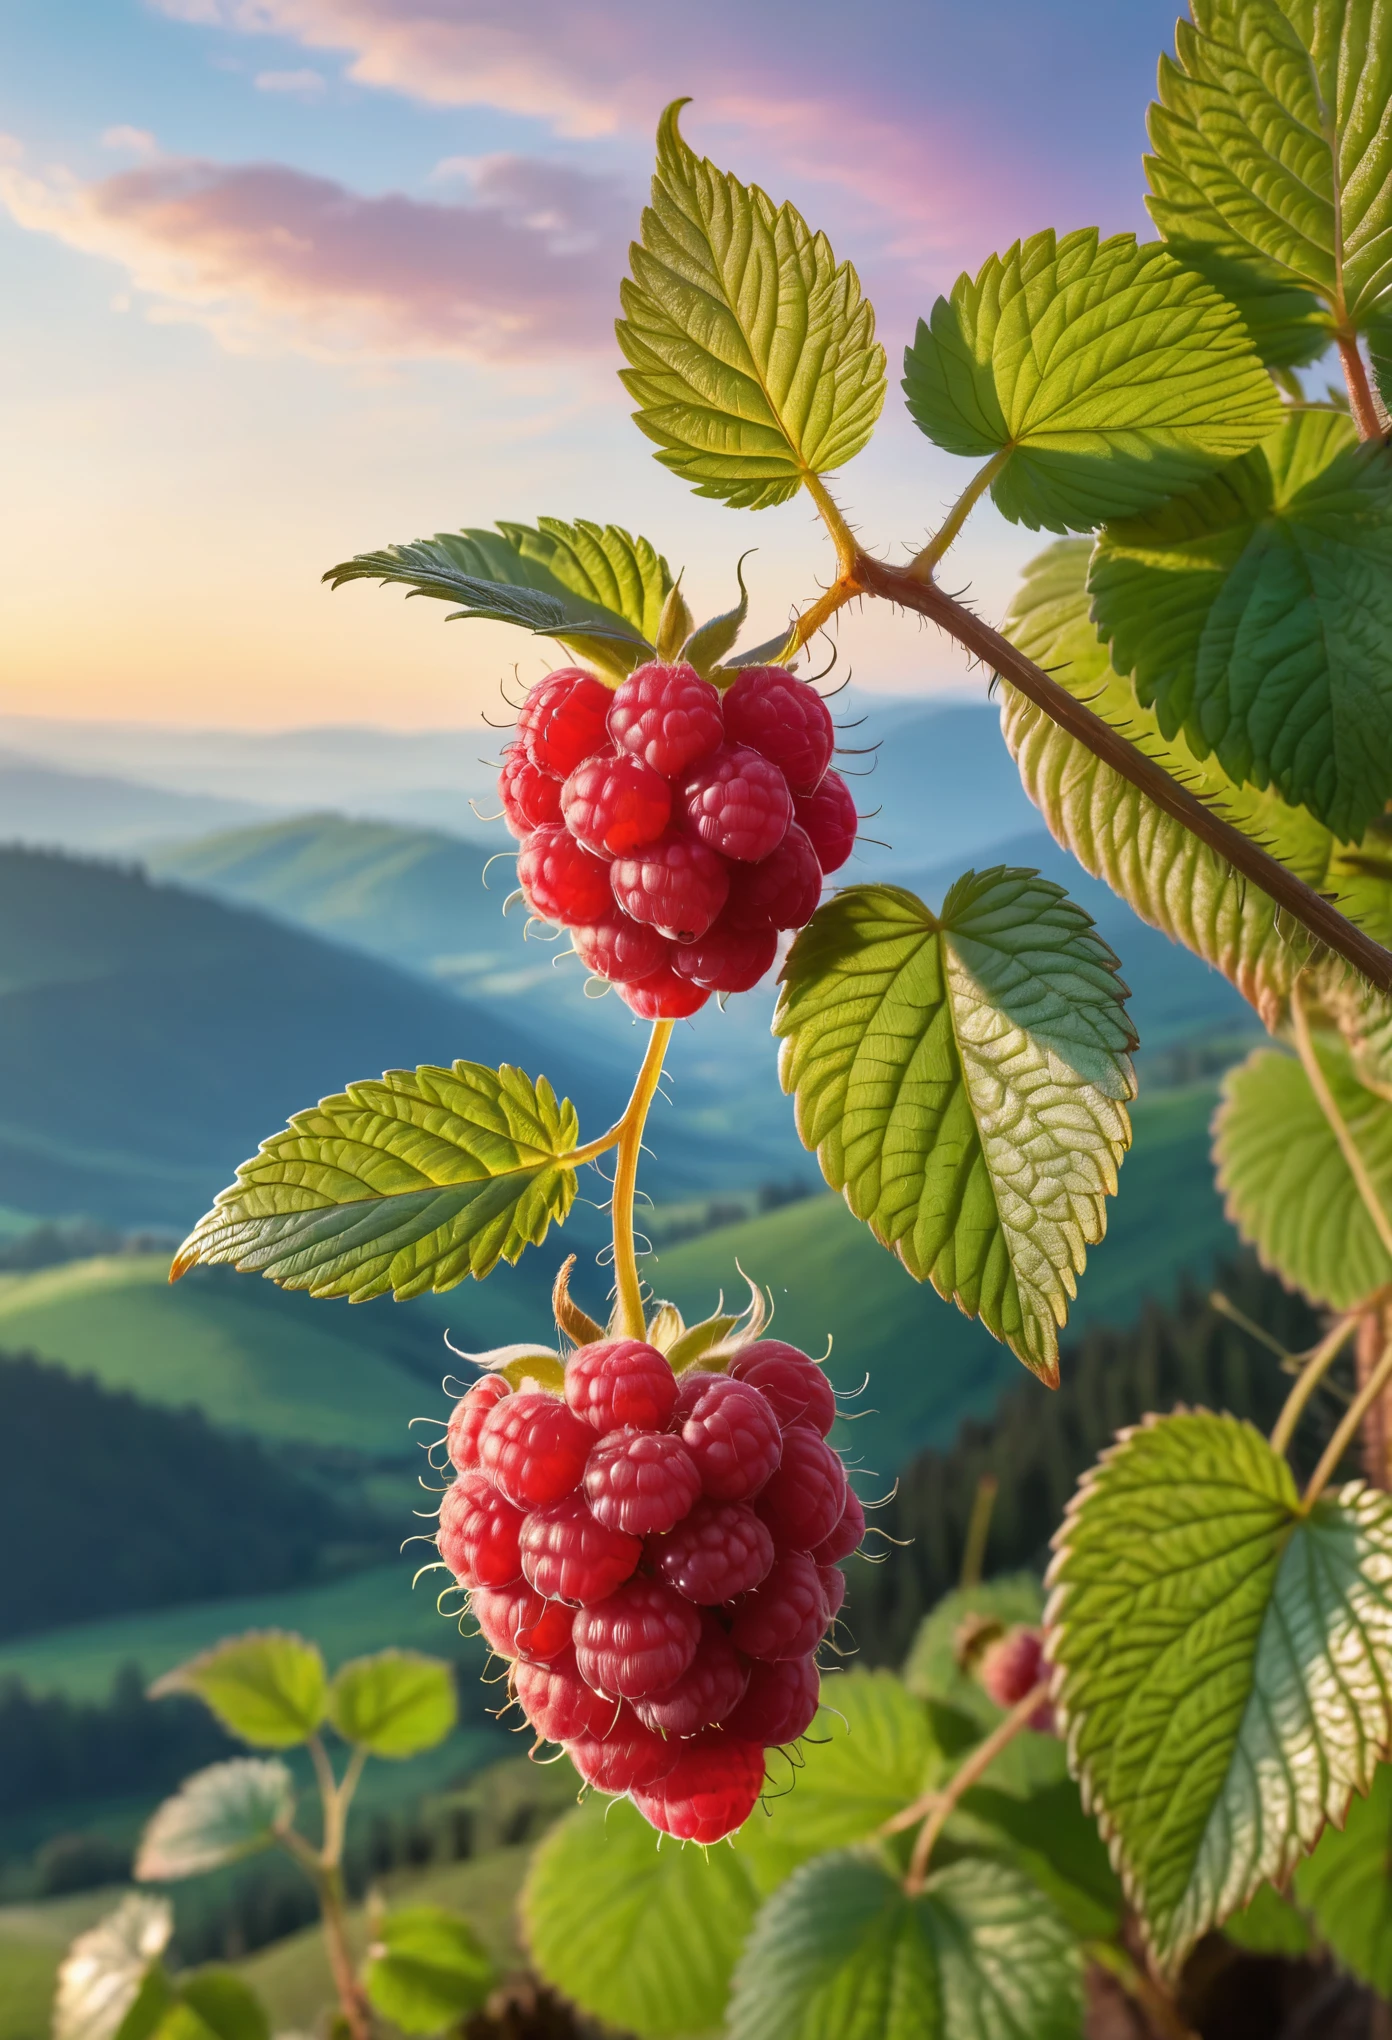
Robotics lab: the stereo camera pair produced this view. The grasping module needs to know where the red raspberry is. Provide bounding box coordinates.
[437,1472,524,1590]
[813,1488,865,1566]
[794,770,857,873]
[670,1369,725,1423]
[571,912,667,985]
[514,1650,617,1743]
[566,1707,677,1792]
[498,744,562,838]
[584,1429,701,1535]
[560,752,671,858]
[635,1612,750,1736]
[728,1550,829,1661]
[631,1730,765,1843]
[477,1391,592,1509]
[518,669,612,776]
[516,825,613,929]
[670,918,778,995]
[722,667,834,792]
[729,1344,836,1436]
[615,961,711,1019]
[446,1375,512,1472]
[610,831,729,942]
[723,1654,820,1745]
[724,825,821,932]
[818,1563,847,1622]
[519,1493,641,1606]
[608,662,723,776]
[648,1497,774,1604]
[565,1340,677,1435]
[677,745,791,863]
[754,1429,847,1551]
[572,1575,701,1699]
[677,1375,782,1501]
[980,1627,1054,1730]
[471,1581,573,1664]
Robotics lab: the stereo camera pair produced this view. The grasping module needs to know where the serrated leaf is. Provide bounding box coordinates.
[327,1650,457,1758]
[1047,1409,1392,1972]
[150,1632,326,1747]
[172,1062,580,1302]
[728,1851,1083,2040]
[1213,1034,1392,1309]
[523,1793,757,2039]
[55,1897,173,2040]
[362,1907,496,2034]
[1294,1757,1392,1993]
[902,228,1280,534]
[1146,0,1392,332]
[775,875,1135,1384]
[135,1759,293,1881]
[1166,240,1331,367]
[173,1975,269,2040]
[1089,410,1392,840]
[999,538,1392,1027]
[618,101,886,510]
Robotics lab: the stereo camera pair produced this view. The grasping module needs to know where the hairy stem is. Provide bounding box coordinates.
[1290,978,1392,1261]
[890,1678,1050,1894]
[1303,1334,1392,1507]
[1086,1940,1199,2040]
[1339,335,1384,440]
[611,1020,674,1337]
[1270,1313,1359,1457]
[907,449,1012,580]
[802,471,860,573]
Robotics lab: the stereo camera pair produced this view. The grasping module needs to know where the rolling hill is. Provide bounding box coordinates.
[0,751,271,855]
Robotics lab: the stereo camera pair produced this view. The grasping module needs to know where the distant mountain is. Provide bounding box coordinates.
[0,750,272,854]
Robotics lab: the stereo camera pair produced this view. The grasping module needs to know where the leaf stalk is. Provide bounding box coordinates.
[1269,1312,1359,1457]
[1290,977,1392,1260]
[889,1677,1050,1895]
[1302,1331,1392,1508]
[906,447,1012,580]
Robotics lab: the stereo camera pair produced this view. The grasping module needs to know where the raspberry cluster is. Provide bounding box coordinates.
[438,1339,859,1843]
[498,662,857,1018]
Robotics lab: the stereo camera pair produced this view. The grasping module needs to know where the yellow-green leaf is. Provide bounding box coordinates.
[149,1631,325,1748]
[328,1651,457,1759]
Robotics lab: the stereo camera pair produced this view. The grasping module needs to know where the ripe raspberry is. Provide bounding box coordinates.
[519,1493,641,1605]
[677,745,791,863]
[677,1375,782,1501]
[477,1391,593,1509]
[648,1497,774,1604]
[729,1343,836,1436]
[437,1472,524,1590]
[565,1340,677,1435]
[755,1429,847,1551]
[471,1582,573,1664]
[583,1429,701,1535]
[608,662,723,777]
[631,1729,766,1843]
[980,1627,1054,1730]
[498,744,562,838]
[722,667,834,792]
[819,1563,847,1622]
[813,1488,865,1565]
[572,1575,701,1700]
[728,1550,829,1661]
[723,1653,820,1745]
[518,669,612,777]
[513,1650,616,1743]
[635,1613,750,1737]
[670,918,778,995]
[794,770,857,873]
[446,1374,512,1472]
[516,824,613,928]
[724,825,822,932]
[561,752,671,858]
[571,912,667,985]
[615,961,711,1019]
[566,1707,678,1793]
[610,832,729,942]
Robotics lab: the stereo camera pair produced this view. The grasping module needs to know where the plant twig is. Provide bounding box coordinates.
[959,1474,998,1589]
[1270,1313,1360,1456]
[907,448,1011,580]
[1290,977,1392,1262]
[890,1677,1050,1893]
[1086,1939,1199,2040]
[1303,1333,1392,1507]
[611,1021,674,1336]
[1339,335,1384,441]
[1209,1290,1297,1365]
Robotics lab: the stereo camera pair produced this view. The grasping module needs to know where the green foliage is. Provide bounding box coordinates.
[1221,1880,1317,1959]
[326,1650,457,1759]
[134,1759,294,1882]
[952,1773,1123,1942]
[361,1906,496,2034]
[902,229,1279,533]
[522,1793,757,2038]
[53,1895,173,2040]
[151,1632,327,1748]
[1048,1409,1392,1971]
[618,101,885,509]
[727,1851,1083,2040]
[901,1575,1044,1727]
[1090,411,1392,839]
[172,1062,580,1302]
[1294,1758,1392,1994]
[165,1975,268,2040]
[776,873,1135,1383]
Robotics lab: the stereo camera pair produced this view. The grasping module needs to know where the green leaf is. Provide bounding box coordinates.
[172,1062,580,1302]
[146,2012,218,2040]
[735,1670,939,1897]
[150,1632,326,1747]
[999,537,1392,1027]
[362,1907,496,2034]
[775,875,1136,1384]
[1294,1758,1392,1993]
[1371,319,1392,414]
[618,101,886,510]
[55,1897,173,2040]
[1161,241,1330,368]
[522,1793,757,2038]
[953,1776,1123,1941]
[324,517,671,681]
[1089,410,1392,840]
[134,1759,293,1881]
[1222,1880,1316,1958]
[1213,1035,1392,1309]
[114,1966,177,2040]
[327,1650,457,1758]
[1047,1409,1392,1972]
[173,1975,269,2040]
[728,1851,1084,2040]
[902,228,1280,534]
[1146,0,1392,332]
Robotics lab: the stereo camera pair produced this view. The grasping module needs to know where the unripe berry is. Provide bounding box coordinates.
[519,1493,641,1605]
[636,1614,750,1737]
[516,824,613,928]
[584,1428,702,1535]
[572,1575,701,1700]
[728,1549,829,1661]
[677,745,791,862]
[813,1487,865,1566]
[648,1496,774,1604]
[498,744,562,838]
[565,1339,677,1434]
[670,918,778,995]
[729,1343,836,1435]
[437,1472,524,1590]
[755,1429,847,1551]
[794,770,857,873]
[615,960,711,1019]
[471,1581,573,1664]
[608,662,723,777]
[631,1729,766,1843]
[514,1650,616,1743]
[565,1707,678,1793]
[561,752,671,858]
[477,1391,593,1509]
[724,825,822,932]
[677,1375,782,1502]
[979,1626,1054,1730]
[723,1653,820,1745]
[610,831,729,943]
[722,667,834,792]
[518,669,612,777]
[446,1374,512,1472]
[571,912,667,985]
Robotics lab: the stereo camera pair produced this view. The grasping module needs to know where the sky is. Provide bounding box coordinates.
[0,0,1185,732]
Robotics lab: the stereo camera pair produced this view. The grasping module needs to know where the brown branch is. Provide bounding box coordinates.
[1339,336,1384,441]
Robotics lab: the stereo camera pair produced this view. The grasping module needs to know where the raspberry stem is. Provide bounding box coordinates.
[888,1677,1050,1895]
[611,1020,674,1336]
[1269,1311,1359,1457]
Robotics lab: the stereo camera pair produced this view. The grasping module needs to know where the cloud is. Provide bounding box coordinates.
[254,67,327,94]
[102,126,159,155]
